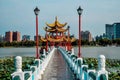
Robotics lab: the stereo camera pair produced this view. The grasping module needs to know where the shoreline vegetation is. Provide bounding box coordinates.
[0,56,120,80]
[1,38,120,48]
[0,45,119,48]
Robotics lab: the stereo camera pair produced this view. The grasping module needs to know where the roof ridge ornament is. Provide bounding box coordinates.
[55,16,58,21]
[46,17,67,28]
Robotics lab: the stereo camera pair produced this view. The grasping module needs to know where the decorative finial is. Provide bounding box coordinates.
[55,16,58,21]
[15,56,22,72]
[45,27,47,30]
[98,55,106,70]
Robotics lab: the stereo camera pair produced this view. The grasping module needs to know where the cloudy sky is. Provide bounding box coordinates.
[0,0,120,39]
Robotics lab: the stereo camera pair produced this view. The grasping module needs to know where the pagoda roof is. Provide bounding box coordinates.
[40,35,76,42]
[40,36,47,42]
[46,16,67,28]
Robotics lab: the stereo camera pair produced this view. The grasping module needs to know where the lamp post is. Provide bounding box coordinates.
[45,27,48,52]
[77,6,83,57]
[34,7,40,59]
[67,26,70,51]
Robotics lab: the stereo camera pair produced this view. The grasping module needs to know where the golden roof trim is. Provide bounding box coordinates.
[46,17,67,28]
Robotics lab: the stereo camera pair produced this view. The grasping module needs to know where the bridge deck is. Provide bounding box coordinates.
[41,49,75,80]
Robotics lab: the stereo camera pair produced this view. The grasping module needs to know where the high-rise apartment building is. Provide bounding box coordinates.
[106,24,114,40]
[106,23,120,40]
[81,31,92,42]
[22,35,30,41]
[5,31,20,42]
[13,31,20,42]
[113,23,120,39]
[5,31,13,42]
[0,35,5,42]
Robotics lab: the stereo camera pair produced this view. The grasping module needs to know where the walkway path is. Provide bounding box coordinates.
[41,49,75,80]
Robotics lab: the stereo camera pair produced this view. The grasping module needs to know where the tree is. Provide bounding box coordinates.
[98,38,111,46]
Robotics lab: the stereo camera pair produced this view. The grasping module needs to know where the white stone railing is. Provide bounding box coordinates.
[11,47,56,80]
[58,47,108,80]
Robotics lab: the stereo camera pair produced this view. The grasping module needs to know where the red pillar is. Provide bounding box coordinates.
[46,32,48,52]
[78,15,81,57]
[65,42,67,50]
[36,15,39,59]
[67,26,71,51]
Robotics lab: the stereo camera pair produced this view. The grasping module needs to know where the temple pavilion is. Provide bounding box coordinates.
[40,17,76,51]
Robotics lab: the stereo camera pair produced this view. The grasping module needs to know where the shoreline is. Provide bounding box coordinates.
[0,45,120,48]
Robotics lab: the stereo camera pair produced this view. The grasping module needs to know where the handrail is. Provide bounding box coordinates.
[11,47,56,80]
[58,47,108,80]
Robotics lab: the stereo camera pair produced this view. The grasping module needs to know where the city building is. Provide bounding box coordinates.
[113,23,120,39]
[95,33,106,41]
[106,23,120,40]
[106,24,114,40]
[0,35,5,42]
[22,35,30,41]
[13,31,20,42]
[81,31,92,42]
[34,35,41,41]
[5,31,21,42]
[5,31,13,42]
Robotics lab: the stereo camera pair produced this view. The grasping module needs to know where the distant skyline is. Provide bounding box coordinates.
[0,0,120,40]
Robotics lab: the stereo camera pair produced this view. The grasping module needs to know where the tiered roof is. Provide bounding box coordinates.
[40,17,76,42]
[44,17,68,33]
[40,36,76,42]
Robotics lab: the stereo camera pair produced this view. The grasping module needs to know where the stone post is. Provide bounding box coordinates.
[71,48,74,55]
[15,56,22,72]
[98,55,105,71]
[81,65,88,80]
[11,56,24,80]
[30,66,37,80]
[96,55,108,80]
[87,69,96,80]
[48,47,50,52]
[43,49,46,57]
[35,59,41,79]
[76,58,83,79]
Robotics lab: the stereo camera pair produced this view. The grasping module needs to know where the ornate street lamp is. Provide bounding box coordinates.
[77,6,83,57]
[34,7,40,59]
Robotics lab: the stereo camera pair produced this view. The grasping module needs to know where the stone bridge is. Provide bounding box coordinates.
[11,47,108,80]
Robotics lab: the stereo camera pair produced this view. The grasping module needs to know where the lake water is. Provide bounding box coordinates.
[0,47,120,59]
[0,47,36,57]
[74,47,120,59]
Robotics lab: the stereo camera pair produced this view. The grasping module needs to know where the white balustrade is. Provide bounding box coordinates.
[11,47,55,80]
[11,48,108,80]
[58,48,108,80]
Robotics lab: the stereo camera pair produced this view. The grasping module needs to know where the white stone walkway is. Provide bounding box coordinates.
[41,49,75,80]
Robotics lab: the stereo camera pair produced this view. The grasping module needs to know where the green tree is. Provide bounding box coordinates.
[98,38,111,46]
[5,42,12,47]
[115,38,120,45]
[0,42,5,47]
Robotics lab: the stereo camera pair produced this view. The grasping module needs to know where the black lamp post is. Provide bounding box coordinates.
[77,6,83,58]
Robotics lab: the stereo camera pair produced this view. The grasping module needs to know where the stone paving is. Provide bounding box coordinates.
[41,49,75,80]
